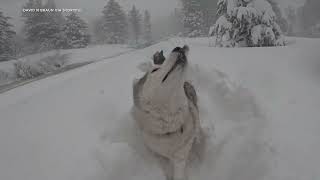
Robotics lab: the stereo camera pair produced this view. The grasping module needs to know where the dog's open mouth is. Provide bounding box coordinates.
[162,46,188,83]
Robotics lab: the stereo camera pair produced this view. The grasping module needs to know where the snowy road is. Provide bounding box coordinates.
[0,48,136,94]
[0,62,91,94]
[0,38,320,180]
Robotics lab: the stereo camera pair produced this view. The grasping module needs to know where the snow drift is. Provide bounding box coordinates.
[0,37,319,180]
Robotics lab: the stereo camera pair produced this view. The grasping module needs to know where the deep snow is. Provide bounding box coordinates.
[0,37,319,180]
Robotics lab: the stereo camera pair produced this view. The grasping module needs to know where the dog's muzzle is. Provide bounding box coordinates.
[162,46,189,83]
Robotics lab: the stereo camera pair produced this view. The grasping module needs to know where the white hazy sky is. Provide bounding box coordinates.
[0,0,180,30]
[0,0,306,31]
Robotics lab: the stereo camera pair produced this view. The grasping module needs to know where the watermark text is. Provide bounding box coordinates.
[22,8,82,13]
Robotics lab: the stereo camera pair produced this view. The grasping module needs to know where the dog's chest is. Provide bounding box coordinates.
[134,94,189,133]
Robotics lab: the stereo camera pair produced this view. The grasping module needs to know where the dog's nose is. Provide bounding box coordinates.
[172,47,182,53]
[182,45,189,53]
[176,52,187,66]
[172,45,189,56]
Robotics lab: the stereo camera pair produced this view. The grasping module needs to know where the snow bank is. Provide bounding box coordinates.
[0,45,131,86]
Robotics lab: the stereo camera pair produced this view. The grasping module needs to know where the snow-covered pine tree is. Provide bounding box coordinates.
[302,0,320,33]
[41,0,65,50]
[91,17,105,44]
[22,0,64,52]
[199,0,218,34]
[0,11,16,61]
[129,5,142,44]
[22,0,36,19]
[44,0,64,24]
[168,8,184,36]
[102,0,128,44]
[62,12,90,49]
[181,0,205,37]
[210,0,285,47]
[22,0,43,43]
[285,6,296,36]
[266,0,288,34]
[142,10,152,46]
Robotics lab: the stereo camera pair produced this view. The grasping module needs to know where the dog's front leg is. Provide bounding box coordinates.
[173,159,187,180]
[171,139,193,180]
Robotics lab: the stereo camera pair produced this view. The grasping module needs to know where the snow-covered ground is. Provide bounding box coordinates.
[0,44,131,86]
[0,37,319,180]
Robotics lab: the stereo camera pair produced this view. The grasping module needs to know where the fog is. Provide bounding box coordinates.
[0,0,305,32]
[1,0,179,31]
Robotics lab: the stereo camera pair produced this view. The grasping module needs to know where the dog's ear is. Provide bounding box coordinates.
[154,51,159,57]
[153,51,159,64]
[153,50,166,65]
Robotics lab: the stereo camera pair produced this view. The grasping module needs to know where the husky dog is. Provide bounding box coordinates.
[132,46,201,180]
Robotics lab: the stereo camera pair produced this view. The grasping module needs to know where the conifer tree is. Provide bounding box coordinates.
[266,0,288,33]
[142,10,152,45]
[92,17,105,44]
[286,6,296,35]
[0,11,16,61]
[22,0,64,52]
[22,0,43,42]
[102,0,128,44]
[199,0,218,33]
[129,5,142,44]
[62,12,90,49]
[210,0,285,47]
[181,0,205,37]
[302,0,320,31]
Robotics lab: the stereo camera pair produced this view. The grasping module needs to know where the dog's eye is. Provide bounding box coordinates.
[151,68,160,73]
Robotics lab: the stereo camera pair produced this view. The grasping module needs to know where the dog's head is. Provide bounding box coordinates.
[134,45,190,110]
[150,45,189,84]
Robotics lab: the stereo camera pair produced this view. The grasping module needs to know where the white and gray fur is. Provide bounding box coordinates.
[132,46,201,180]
